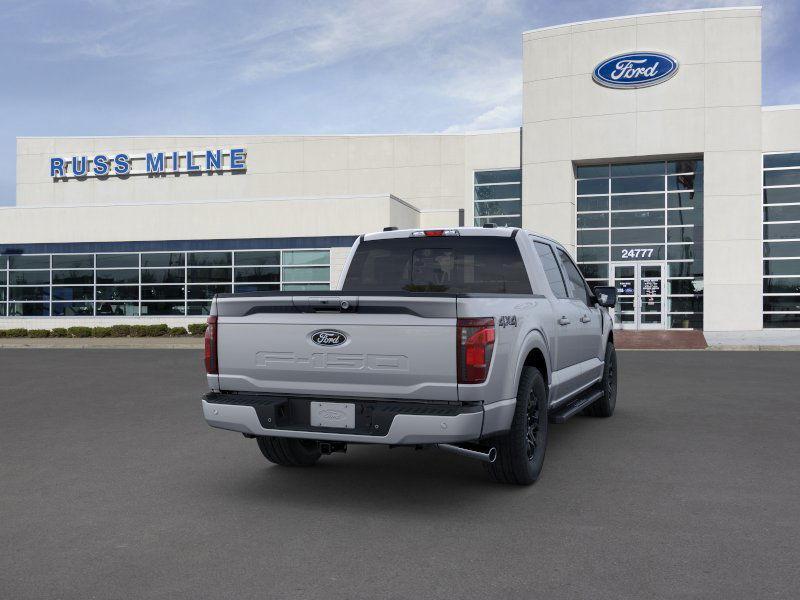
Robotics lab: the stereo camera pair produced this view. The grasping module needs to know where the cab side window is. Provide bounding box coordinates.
[533,240,568,299]
[557,248,591,306]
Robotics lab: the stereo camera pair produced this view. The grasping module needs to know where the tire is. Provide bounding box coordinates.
[584,342,617,418]
[486,366,549,485]
[256,436,321,467]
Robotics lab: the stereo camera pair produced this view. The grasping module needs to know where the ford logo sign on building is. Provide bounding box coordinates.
[593,52,678,89]
[310,330,348,347]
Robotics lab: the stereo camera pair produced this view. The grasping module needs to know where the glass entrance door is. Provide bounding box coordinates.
[610,262,666,330]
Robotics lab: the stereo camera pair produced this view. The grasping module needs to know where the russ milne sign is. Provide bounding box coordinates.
[50,148,246,179]
[593,52,678,89]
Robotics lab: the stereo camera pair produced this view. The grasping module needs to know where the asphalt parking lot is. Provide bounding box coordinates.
[1,349,798,599]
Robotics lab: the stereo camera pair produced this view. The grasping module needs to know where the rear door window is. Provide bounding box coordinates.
[342,236,532,294]
[533,241,568,299]
[557,248,591,306]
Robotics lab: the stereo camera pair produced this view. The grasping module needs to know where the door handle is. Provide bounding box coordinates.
[558,316,571,326]
[580,314,591,323]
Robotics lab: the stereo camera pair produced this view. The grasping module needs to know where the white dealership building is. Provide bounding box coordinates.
[2,6,799,333]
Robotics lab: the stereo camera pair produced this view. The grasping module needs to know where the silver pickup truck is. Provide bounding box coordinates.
[202,226,618,485]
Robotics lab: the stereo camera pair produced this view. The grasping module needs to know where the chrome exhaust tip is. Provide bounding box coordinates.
[437,443,497,464]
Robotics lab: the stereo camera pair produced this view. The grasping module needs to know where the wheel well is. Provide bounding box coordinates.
[523,348,549,384]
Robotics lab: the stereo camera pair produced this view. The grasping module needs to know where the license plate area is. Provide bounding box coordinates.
[310,401,356,429]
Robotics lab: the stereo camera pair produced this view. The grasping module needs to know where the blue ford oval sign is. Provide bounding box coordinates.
[593,52,678,89]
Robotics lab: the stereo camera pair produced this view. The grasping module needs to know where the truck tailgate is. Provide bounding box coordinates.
[215,295,458,401]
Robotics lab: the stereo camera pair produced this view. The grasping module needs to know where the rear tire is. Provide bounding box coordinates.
[584,342,617,418]
[256,436,321,467]
[486,366,548,485]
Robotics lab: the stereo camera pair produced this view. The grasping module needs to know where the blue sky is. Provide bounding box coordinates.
[1,0,798,206]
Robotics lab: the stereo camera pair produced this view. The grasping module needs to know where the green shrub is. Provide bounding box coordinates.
[50,328,69,338]
[188,323,207,336]
[167,326,188,337]
[0,330,6,338]
[67,326,92,338]
[145,324,169,337]
[130,325,149,337]
[92,327,113,338]
[5,328,28,338]
[109,324,132,337]
[28,329,51,338]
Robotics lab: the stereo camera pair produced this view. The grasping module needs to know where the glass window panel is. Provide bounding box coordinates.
[9,302,49,316]
[52,302,93,316]
[283,283,331,291]
[669,314,703,329]
[611,210,665,228]
[52,286,94,301]
[667,160,702,174]
[577,246,609,262]
[141,253,185,268]
[763,296,800,312]
[141,268,185,284]
[764,205,800,223]
[0,288,5,301]
[96,302,139,316]
[576,165,608,178]
[234,283,280,293]
[187,267,231,283]
[95,286,138,301]
[764,153,800,169]
[576,179,608,195]
[473,215,522,227]
[474,199,522,217]
[577,230,608,245]
[96,269,138,284]
[234,266,280,282]
[52,254,93,269]
[0,304,5,316]
[763,277,800,294]
[10,287,50,301]
[667,174,700,191]
[764,170,800,187]
[611,176,663,194]
[534,242,568,299]
[611,162,664,177]
[668,227,694,243]
[96,254,137,268]
[141,285,185,300]
[0,255,6,269]
[0,271,5,285]
[764,223,800,240]
[763,187,800,204]
[764,259,800,276]
[474,184,521,200]
[667,245,694,261]
[52,270,93,284]
[667,209,698,226]
[577,212,608,228]
[611,194,664,210]
[140,302,185,316]
[578,264,608,279]
[764,314,800,328]
[282,266,329,282]
[669,297,703,312]
[282,250,329,266]
[577,197,608,212]
[234,251,279,266]
[667,191,702,209]
[611,245,665,261]
[188,251,231,266]
[187,284,232,300]
[474,170,520,184]
[9,271,50,285]
[186,302,212,315]
[9,255,49,269]
[668,262,695,277]
[763,241,800,258]
[611,228,664,244]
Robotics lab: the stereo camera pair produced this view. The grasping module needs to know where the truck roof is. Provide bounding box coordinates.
[362,226,563,247]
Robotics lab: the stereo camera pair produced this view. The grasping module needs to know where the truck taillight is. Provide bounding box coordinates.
[457,317,495,384]
[204,315,218,374]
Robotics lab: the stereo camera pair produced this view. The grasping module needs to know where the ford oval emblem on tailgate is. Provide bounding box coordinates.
[310,329,348,347]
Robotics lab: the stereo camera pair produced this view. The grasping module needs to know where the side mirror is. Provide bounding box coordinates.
[593,286,617,308]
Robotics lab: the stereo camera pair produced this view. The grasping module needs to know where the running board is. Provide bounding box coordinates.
[548,388,604,424]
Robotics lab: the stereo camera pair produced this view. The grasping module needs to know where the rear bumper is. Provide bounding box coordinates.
[202,392,515,445]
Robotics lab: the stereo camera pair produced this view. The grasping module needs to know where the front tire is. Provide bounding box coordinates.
[487,366,548,485]
[256,436,321,467]
[584,342,617,418]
